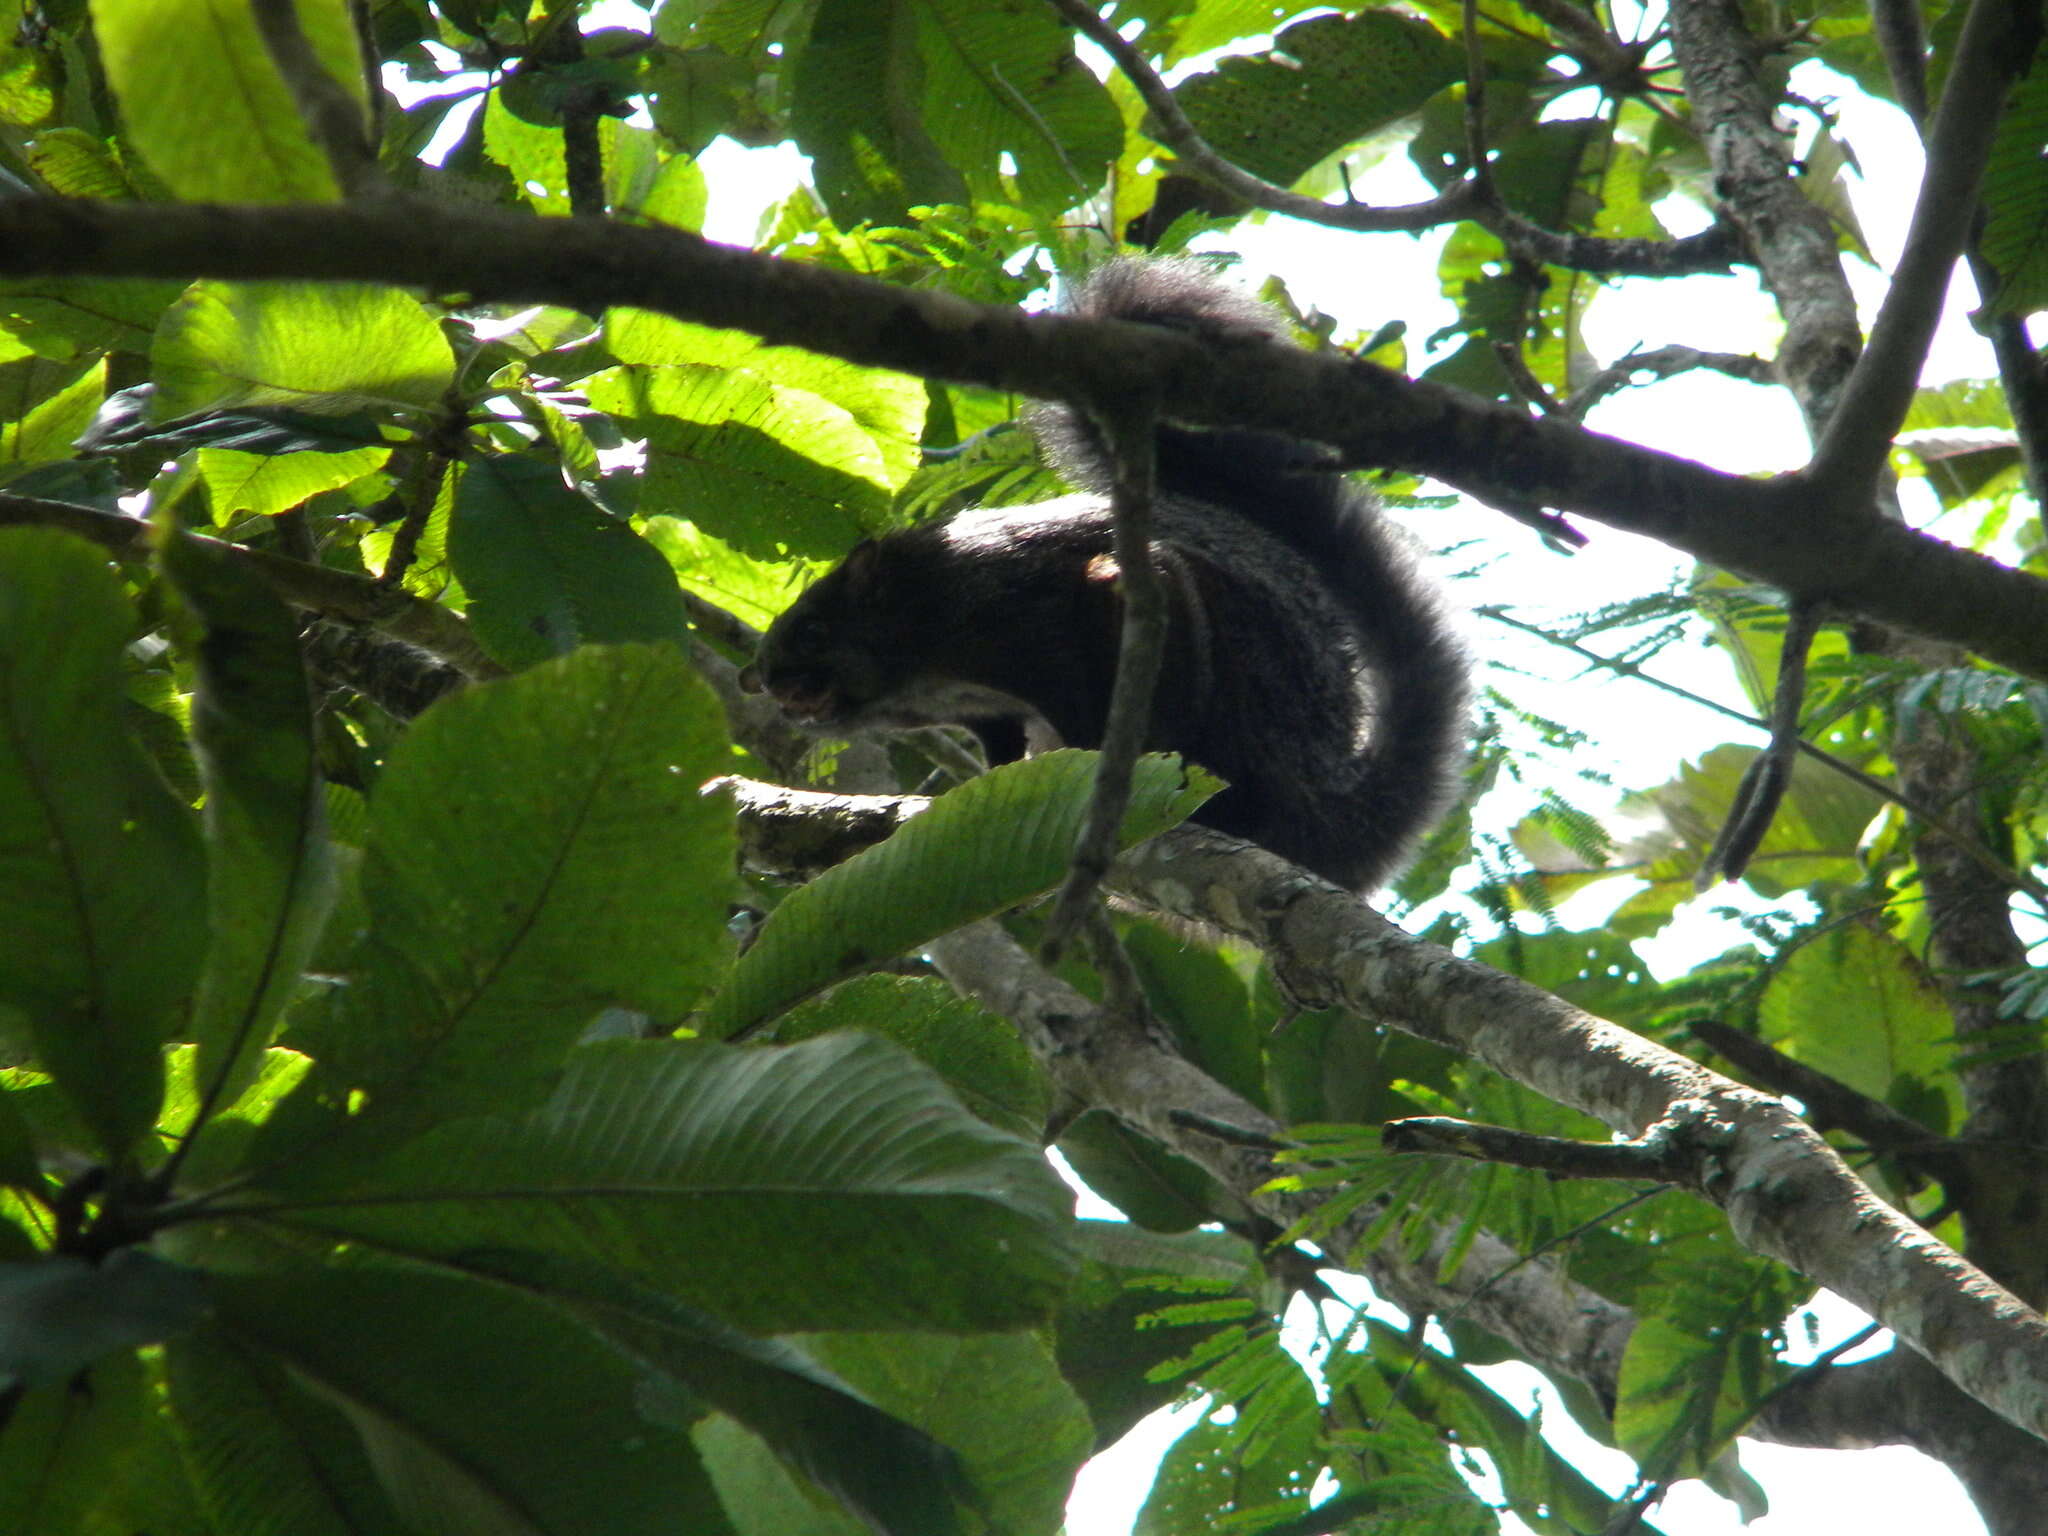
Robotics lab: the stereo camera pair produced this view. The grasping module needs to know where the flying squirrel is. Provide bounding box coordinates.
[739,258,1470,894]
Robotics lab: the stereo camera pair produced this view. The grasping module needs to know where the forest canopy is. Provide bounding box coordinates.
[1,1,2047,1534]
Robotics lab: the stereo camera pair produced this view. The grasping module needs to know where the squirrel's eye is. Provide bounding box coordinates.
[791,617,832,650]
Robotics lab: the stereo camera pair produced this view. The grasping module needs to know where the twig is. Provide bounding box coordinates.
[1698,600,1820,885]
[1561,343,1776,418]
[1868,0,1931,125]
[561,89,607,218]
[1688,1019,1963,1180]
[249,0,383,198]
[676,588,761,656]
[377,448,452,585]
[1476,604,2048,911]
[0,492,503,680]
[1381,1110,1705,1182]
[1042,400,1164,963]
[1043,0,1476,234]
[1807,0,2036,499]
[1043,0,1737,275]
[1873,0,2048,520]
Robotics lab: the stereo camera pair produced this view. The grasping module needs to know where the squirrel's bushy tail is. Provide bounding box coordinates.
[1035,257,1470,892]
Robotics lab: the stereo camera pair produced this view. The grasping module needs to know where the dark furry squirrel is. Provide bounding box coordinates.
[738,258,1471,894]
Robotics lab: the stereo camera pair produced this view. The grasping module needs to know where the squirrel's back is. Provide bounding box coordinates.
[1033,258,1470,891]
[744,257,1470,894]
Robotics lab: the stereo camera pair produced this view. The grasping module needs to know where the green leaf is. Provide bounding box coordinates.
[808,1329,1094,1536]
[0,357,103,475]
[253,1033,1078,1332]
[207,1264,736,1536]
[0,278,180,362]
[792,0,1122,225]
[0,1250,209,1384]
[196,443,390,519]
[0,1084,38,1190]
[774,973,1050,1139]
[1056,1109,1230,1232]
[1759,923,1961,1131]
[1121,918,1264,1108]
[89,0,363,202]
[1173,13,1462,186]
[705,750,1217,1037]
[605,311,927,489]
[152,280,455,419]
[449,455,694,669]
[0,1348,152,1536]
[1054,1220,1257,1448]
[160,527,339,1114]
[0,529,205,1154]
[694,1416,871,1536]
[586,360,893,559]
[164,1330,407,1536]
[1615,1256,1799,1478]
[1980,62,2048,315]
[265,645,734,1157]
[449,1251,971,1536]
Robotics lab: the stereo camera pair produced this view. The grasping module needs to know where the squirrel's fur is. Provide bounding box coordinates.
[741,258,1470,894]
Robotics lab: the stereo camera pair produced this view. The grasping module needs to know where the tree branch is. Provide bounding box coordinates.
[1043,0,1738,275]
[1808,0,2036,500]
[924,916,1638,1402]
[1043,401,1163,960]
[4,196,2048,679]
[1043,0,1480,235]
[1667,0,1861,432]
[1109,823,2048,1446]
[0,492,502,679]
[1688,1018,1962,1177]
[249,0,381,197]
[1382,1107,1711,1183]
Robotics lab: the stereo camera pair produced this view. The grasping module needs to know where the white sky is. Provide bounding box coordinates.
[555,12,1996,1531]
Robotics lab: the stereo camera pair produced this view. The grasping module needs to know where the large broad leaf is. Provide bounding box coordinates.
[0,529,204,1154]
[449,1251,971,1536]
[586,361,892,559]
[196,444,391,520]
[792,0,1122,225]
[89,0,362,202]
[152,281,455,419]
[205,1265,735,1536]
[0,1348,152,1536]
[1758,922,1961,1133]
[246,1034,1076,1332]
[774,973,1050,1140]
[605,310,927,489]
[704,750,1217,1038]
[0,278,181,363]
[1056,1109,1233,1233]
[0,356,102,475]
[449,455,694,669]
[1173,13,1462,186]
[160,528,338,1111]
[1980,61,2048,315]
[0,1251,208,1385]
[164,1331,408,1536]
[261,644,734,1161]
[802,1329,1093,1536]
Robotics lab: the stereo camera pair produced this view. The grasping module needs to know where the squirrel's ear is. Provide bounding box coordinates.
[836,537,881,593]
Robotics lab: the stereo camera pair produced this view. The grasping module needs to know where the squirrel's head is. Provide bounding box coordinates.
[739,539,918,729]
